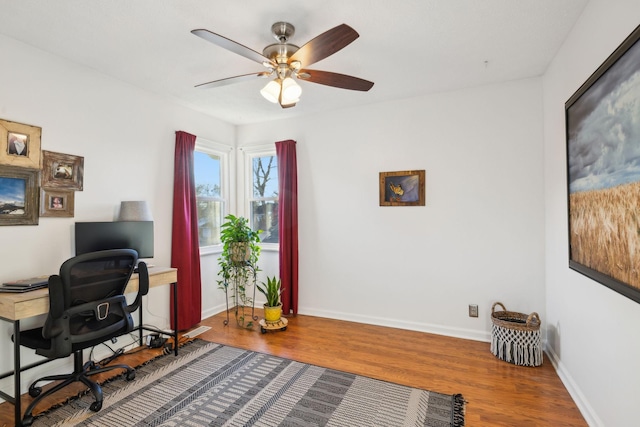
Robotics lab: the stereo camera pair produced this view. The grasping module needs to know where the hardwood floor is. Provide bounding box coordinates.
[1,310,587,426]
[200,311,587,427]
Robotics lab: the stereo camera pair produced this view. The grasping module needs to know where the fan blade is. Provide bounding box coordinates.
[289,24,359,67]
[299,70,374,91]
[195,72,269,89]
[192,29,275,66]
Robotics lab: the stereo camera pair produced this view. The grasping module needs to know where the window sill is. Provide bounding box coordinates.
[199,245,222,257]
[260,243,279,252]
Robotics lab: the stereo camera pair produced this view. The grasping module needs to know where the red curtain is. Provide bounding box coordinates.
[170,131,202,330]
[275,140,299,315]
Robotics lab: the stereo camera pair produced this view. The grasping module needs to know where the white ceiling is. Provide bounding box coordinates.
[0,0,589,125]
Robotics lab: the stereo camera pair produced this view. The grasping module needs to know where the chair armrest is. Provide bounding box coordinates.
[48,275,65,319]
[127,261,149,313]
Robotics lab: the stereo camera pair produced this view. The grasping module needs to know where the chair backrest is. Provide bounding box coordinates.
[41,249,149,357]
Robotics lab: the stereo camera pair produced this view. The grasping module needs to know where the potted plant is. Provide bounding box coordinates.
[257,276,283,323]
[219,214,261,265]
[218,214,262,328]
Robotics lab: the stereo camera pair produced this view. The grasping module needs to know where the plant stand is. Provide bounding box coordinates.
[259,317,288,334]
[222,261,258,329]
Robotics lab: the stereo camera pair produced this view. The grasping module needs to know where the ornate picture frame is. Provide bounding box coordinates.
[40,188,75,218]
[42,150,84,191]
[379,170,425,206]
[0,165,39,226]
[566,24,640,304]
[0,118,42,169]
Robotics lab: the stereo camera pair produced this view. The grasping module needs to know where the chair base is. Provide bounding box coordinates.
[20,351,135,427]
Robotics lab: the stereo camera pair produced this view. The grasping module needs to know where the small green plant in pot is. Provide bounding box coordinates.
[257,276,283,323]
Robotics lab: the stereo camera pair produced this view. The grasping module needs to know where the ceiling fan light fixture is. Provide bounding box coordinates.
[280,97,299,107]
[260,80,281,103]
[281,77,302,101]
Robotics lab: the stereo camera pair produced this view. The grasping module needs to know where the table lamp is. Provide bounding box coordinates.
[118,201,153,221]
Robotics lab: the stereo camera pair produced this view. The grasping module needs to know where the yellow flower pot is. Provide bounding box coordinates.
[263,304,282,323]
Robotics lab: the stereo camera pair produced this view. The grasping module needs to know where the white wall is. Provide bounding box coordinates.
[543,1,640,425]
[0,34,235,396]
[238,77,546,341]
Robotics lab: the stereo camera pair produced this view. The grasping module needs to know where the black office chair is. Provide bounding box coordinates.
[17,249,149,426]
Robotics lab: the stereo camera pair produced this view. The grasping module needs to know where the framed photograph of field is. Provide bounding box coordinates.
[566,24,640,304]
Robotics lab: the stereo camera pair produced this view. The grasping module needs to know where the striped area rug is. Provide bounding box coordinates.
[33,340,465,426]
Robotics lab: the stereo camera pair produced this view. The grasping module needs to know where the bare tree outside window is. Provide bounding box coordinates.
[251,156,279,243]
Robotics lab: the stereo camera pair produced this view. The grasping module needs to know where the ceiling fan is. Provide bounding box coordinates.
[191,22,374,108]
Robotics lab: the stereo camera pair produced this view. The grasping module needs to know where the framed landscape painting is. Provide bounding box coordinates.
[566,24,640,303]
[0,165,39,226]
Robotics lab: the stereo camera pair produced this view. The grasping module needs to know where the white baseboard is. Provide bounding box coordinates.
[202,303,227,321]
[544,345,602,427]
[205,305,490,342]
[299,307,492,342]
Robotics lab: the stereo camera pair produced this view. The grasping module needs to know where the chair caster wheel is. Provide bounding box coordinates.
[28,386,41,398]
[126,370,136,381]
[90,400,103,412]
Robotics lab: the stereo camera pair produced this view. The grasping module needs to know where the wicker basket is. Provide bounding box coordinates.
[490,302,542,367]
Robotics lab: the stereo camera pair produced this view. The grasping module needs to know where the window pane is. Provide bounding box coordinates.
[251,200,279,243]
[195,150,223,247]
[195,151,221,197]
[252,156,278,198]
[198,200,223,246]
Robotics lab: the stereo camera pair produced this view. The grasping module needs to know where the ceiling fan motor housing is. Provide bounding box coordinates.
[271,22,295,42]
[263,22,299,64]
[263,43,299,64]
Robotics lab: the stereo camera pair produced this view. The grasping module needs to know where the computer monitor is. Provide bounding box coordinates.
[74,221,154,259]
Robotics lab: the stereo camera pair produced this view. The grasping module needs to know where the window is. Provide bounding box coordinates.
[194,142,229,248]
[247,151,279,244]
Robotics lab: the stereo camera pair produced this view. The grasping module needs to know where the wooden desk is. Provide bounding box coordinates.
[0,267,177,321]
[0,266,178,427]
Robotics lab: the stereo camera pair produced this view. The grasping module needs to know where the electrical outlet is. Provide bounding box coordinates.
[469,304,478,318]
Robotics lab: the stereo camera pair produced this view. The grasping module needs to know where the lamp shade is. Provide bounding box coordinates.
[118,201,153,221]
[260,80,281,103]
[281,77,302,101]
